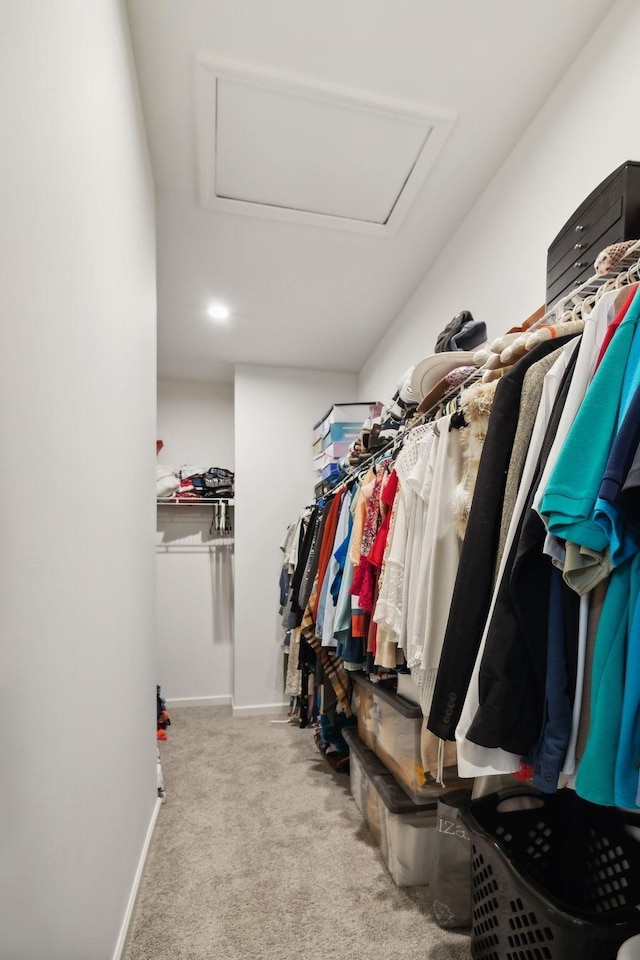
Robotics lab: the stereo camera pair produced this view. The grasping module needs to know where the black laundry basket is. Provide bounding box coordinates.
[460,788,640,960]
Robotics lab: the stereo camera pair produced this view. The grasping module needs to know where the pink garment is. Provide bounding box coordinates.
[359,468,386,558]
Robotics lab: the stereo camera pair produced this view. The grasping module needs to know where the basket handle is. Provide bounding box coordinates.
[493,786,545,815]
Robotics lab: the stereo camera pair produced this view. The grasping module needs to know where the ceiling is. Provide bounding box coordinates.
[126,0,616,383]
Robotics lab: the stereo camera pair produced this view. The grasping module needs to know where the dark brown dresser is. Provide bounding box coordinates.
[546,160,640,307]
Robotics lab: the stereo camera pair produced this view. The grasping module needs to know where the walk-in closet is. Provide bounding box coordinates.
[6,2,640,960]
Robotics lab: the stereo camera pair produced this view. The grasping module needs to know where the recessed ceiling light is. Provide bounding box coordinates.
[207,303,230,321]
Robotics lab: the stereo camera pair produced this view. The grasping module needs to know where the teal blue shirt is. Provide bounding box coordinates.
[575,557,632,806]
[540,289,640,551]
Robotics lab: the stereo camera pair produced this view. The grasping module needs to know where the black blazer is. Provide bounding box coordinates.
[428,335,578,741]
[466,346,580,754]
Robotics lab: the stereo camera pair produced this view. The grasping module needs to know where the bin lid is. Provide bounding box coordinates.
[351,670,422,719]
[343,727,388,777]
[343,728,437,815]
[373,770,438,815]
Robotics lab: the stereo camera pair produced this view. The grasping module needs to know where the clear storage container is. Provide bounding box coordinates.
[353,673,444,804]
[352,672,376,750]
[344,728,437,887]
[347,726,387,818]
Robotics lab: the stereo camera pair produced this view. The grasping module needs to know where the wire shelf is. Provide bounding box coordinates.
[157,498,235,506]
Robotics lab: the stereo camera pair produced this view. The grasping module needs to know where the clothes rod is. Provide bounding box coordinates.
[156,541,234,552]
[323,369,482,497]
[531,238,640,330]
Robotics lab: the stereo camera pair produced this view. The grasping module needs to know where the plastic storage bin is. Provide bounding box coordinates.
[345,726,387,845]
[344,728,437,887]
[353,673,442,803]
[371,679,439,804]
[377,774,438,887]
[352,672,376,750]
[372,683,425,801]
[461,788,640,960]
[346,722,388,818]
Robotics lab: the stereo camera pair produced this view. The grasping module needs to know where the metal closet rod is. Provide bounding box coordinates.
[322,369,483,498]
[323,241,640,501]
[530,238,640,330]
[156,541,234,552]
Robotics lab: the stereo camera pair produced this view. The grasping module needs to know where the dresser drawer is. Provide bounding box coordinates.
[548,178,624,272]
[547,218,624,306]
[548,197,622,289]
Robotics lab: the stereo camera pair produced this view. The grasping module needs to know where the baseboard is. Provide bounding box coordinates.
[112,796,162,960]
[166,695,232,708]
[232,701,290,717]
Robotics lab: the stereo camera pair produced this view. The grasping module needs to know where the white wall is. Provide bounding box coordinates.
[234,365,358,711]
[156,380,234,703]
[0,3,157,959]
[157,379,235,471]
[359,0,640,402]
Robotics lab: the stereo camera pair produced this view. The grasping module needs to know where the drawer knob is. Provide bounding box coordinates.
[575,224,585,232]
[574,261,587,269]
[574,242,585,250]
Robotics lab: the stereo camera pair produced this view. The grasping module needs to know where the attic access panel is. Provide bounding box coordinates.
[196,60,456,237]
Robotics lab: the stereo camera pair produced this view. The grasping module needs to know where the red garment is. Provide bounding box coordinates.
[351,609,369,641]
[368,471,399,570]
[350,467,390,596]
[351,471,399,615]
[594,285,638,369]
[352,558,376,614]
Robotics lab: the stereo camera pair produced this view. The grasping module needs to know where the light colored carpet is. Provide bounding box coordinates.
[124,706,471,960]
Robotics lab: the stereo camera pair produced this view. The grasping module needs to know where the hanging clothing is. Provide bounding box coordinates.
[289,505,321,626]
[409,415,466,717]
[312,489,345,621]
[429,335,578,742]
[454,337,581,776]
[373,429,428,649]
[454,380,498,540]
[321,490,352,647]
[574,557,633,806]
[279,266,640,806]
[525,566,577,793]
[531,288,622,519]
[496,347,564,572]
[539,288,640,556]
[464,340,581,755]
[402,426,437,669]
[593,382,640,569]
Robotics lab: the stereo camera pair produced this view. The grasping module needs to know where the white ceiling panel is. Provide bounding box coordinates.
[198,61,454,233]
[125,0,618,383]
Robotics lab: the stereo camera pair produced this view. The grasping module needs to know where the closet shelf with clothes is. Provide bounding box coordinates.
[279,235,640,820]
[156,457,235,501]
[157,498,235,506]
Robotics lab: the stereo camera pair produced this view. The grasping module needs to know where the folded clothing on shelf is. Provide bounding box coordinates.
[179,463,208,480]
[177,466,234,499]
[157,464,180,499]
